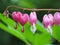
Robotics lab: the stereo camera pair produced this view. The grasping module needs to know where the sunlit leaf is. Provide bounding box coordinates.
[0,13,51,45]
[52,25,60,42]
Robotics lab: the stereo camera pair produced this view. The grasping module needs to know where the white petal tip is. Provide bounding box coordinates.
[30,25,36,34]
[47,26,52,35]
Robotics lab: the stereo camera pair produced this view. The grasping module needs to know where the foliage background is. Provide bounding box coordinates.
[0,0,60,45]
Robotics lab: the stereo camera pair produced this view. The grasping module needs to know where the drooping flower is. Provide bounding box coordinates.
[12,11,22,29]
[12,11,22,22]
[54,12,60,25]
[30,12,37,34]
[19,13,29,26]
[19,13,29,32]
[43,14,54,35]
[43,14,53,28]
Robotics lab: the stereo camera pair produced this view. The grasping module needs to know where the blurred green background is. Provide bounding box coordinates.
[0,0,60,45]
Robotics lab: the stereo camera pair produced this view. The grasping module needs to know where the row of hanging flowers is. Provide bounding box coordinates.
[3,5,60,35]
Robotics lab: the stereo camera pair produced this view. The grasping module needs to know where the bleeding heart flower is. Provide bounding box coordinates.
[54,12,60,25]
[19,13,29,32]
[19,13,29,26]
[30,12,37,25]
[43,14,53,28]
[43,14,54,35]
[30,12,37,34]
[12,11,22,29]
[12,11,22,22]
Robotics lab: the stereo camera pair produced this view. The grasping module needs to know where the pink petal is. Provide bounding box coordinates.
[43,14,53,28]
[30,12,37,25]
[19,13,29,26]
[54,12,60,25]
[12,11,22,22]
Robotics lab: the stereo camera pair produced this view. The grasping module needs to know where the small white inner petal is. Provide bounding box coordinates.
[7,14,9,18]
[47,25,52,35]
[30,23,36,34]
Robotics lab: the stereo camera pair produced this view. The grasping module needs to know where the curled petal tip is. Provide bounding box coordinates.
[47,26,52,35]
[30,23,36,34]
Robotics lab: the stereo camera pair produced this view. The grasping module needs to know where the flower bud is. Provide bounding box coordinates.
[3,10,9,18]
[54,12,60,25]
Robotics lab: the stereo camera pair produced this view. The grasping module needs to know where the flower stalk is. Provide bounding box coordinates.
[4,5,60,12]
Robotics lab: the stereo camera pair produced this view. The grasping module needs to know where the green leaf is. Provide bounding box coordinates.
[34,34,51,45]
[0,23,30,45]
[0,14,30,45]
[0,13,51,45]
[33,21,51,45]
[52,25,60,42]
[0,14,14,27]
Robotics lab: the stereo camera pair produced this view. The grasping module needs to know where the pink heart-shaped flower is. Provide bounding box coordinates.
[12,11,22,22]
[43,14,54,28]
[19,13,29,26]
